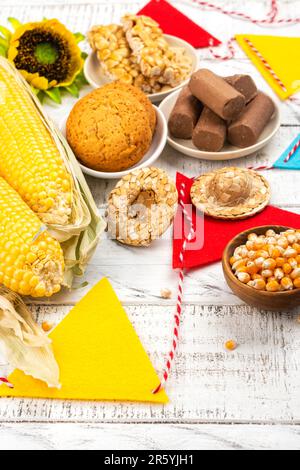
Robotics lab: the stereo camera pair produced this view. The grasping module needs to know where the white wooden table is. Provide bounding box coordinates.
[0,0,300,450]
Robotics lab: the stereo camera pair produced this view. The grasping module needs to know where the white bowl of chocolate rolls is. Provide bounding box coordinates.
[159,68,280,161]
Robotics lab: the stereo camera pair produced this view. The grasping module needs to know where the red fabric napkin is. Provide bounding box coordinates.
[137,0,221,48]
[173,173,300,269]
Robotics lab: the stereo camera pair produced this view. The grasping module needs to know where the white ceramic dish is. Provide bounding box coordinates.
[60,106,168,179]
[84,34,199,103]
[159,89,281,161]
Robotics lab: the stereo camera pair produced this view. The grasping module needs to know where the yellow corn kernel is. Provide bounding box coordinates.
[246,261,258,275]
[225,340,237,351]
[281,277,293,291]
[262,258,276,270]
[42,321,53,332]
[292,243,300,254]
[277,237,289,249]
[261,269,274,278]
[268,246,281,258]
[0,62,72,226]
[229,256,236,265]
[232,259,247,271]
[275,257,285,267]
[283,263,292,275]
[0,177,64,297]
[266,280,280,292]
[274,268,284,280]
[293,278,300,289]
[248,233,258,241]
[266,229,276,237]
[291,268,300,280]
[288,257,298,269]
[237,272,251,284]
[296,255,300,264]
[255,250,269,259]
[248,278,266,290]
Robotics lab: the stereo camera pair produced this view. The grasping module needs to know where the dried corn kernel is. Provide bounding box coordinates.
[42,321,53,332]
[248,278,266,290]
[262,258,276,270]
[288,257,298,269]
[225,340,237,351]
[283,263,292,275]
[274,268,284,280]
[281,277,293,290]
[275,257,285,267]
[261,269,274,278]
[266,280,280,292]
[291,268,300,280]
[246,261,258,275]
[293,278,300,288]
[237,272,251,283]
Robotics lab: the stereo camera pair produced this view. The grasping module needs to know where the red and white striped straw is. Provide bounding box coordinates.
[243,38,287,93]
[0,377,13,389]
[247,164,275,171]
[189,0,300,25]
[153,182,195,394]
[284,138,300,163]
[248,136,300,170]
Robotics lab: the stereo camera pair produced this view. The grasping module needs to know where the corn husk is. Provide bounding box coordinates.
[0,58,106,287]
[0,288,60,388]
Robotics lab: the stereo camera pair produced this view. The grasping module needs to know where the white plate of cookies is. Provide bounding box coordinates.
[60,82,168,179]
[159,69,281,161]
[85,16,199,103]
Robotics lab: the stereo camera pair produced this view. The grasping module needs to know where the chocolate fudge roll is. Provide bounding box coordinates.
[228,92,275,148]
[168,86,203,139]
[189,69,245,120]
[225,75,257,103]
[192,107,226,152]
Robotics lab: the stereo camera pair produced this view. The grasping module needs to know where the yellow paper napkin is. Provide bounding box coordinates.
[0,278,168,404]
[235,34,300,100]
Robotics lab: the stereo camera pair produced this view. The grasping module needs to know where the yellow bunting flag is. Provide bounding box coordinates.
[235,34,300,100]
[0,278,168,404]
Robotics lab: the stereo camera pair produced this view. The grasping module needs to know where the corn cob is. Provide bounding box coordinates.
[0,61,72,226]
[0,177,64,297]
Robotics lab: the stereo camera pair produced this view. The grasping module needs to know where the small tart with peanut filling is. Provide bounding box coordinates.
[190,167,270,220]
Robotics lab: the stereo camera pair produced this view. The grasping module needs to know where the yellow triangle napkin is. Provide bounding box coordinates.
[0,278,168,404]
[235,34,300,100]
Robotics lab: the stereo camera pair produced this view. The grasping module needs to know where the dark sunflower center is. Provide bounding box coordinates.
[14,28,72,83]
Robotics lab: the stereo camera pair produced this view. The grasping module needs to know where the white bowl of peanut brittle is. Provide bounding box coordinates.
[84,34,198,103]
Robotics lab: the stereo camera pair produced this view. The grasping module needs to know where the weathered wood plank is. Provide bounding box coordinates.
[1,304,299,423]
[0,423,299,450]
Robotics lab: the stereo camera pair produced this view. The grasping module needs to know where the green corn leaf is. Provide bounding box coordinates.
[8,18,22,31]
[74,32,85,44]
[65,82,79,98]
[44,87,61,104]
[0,26,11,41]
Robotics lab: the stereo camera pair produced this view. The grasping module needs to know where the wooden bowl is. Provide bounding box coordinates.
[222,226,300,311]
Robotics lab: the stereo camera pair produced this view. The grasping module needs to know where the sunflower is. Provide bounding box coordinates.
[8,19,83,90]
